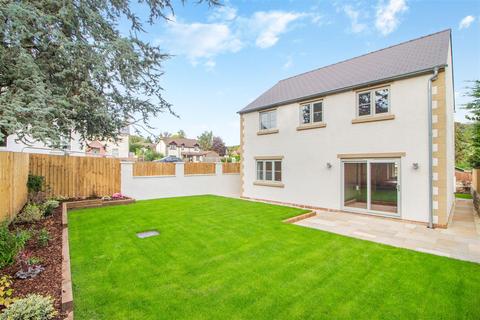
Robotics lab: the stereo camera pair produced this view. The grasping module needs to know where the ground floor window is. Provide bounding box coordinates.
[256,160,282,182]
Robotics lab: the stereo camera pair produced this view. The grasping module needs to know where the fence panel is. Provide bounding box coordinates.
[29,154,120,198]
[133,162,176,176]
[0,152,30,222]
[222,162,240,174]
[184,162,215,175]
[472,169,480,193]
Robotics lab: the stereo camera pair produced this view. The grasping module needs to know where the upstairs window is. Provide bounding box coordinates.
[256,160,282,182]
[357,87,390,117]
[259,110,277,130]
[300,100,323,124]
[170,144,177,150]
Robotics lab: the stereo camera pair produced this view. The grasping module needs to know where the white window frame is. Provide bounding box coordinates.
[256,159,282,182]
[170,144,177,150]
[259,110,277,131]
[356,87,390,117]
[299,100,323,125]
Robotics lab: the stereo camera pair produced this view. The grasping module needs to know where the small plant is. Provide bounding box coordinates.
[0,224,30,269]
[15,252,44,279]
[0,294,57,320]
[26,256,42,266]
[37,229,50,247]
[111,193,125,200]
[27,175,44,194]
[41,200,59,217]
[16,204,43,223]
[0,275,16,308]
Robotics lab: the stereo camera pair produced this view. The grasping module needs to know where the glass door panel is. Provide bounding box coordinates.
[370,162,398,214]
[343,162,368,210]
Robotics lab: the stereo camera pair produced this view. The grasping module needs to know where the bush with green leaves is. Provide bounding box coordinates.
[0,223,30,269]
[37,229,50,247]
[41,200,59,217]
[0,294,57,320]
[16,204,43,223]
[26,175,44,194]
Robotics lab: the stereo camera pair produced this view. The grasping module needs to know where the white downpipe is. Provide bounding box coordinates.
[428,67,439,229]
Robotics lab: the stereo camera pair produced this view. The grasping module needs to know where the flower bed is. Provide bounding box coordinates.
[1,205,65,319]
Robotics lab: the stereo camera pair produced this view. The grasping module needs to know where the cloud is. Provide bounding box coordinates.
[161,20,243,64]
[283,55,293,69]
[375,0,408,35]
[159,6,309,67]
[459,15,475,29]
[343,5,367,33]
[248,11,305,48]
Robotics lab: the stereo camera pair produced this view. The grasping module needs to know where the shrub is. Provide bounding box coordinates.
[0,275,16,308]
[37,229,50,247]
[0,224,30,269]
[16,204,43,223]
[41,200,59,217]
[26,175,44,194]
[0,294,57,320]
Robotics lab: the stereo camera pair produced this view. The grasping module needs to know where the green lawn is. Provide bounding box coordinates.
[456,192,473,199]
[69,195,480,319]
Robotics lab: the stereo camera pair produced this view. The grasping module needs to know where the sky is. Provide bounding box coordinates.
[128,0,480,145]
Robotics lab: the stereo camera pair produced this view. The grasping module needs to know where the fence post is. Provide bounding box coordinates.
[176,162,185,177]
[215,162,222,176]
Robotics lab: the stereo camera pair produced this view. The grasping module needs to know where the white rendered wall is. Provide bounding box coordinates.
[242,75,434,223]
[121,162,241,200]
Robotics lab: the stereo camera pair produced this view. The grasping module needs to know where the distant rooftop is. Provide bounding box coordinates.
[239,29,451,114]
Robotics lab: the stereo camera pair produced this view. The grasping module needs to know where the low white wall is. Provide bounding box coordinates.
[121,162,241,200]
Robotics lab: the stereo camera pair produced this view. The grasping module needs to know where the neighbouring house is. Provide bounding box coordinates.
[156,138,206,162]
[0,127,130,158]
[239,30,455,227]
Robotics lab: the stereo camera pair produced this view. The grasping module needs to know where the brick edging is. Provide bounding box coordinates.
[61,198,135,319]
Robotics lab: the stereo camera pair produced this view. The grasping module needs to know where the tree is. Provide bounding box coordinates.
[465,80,480,121]
[197,131,213,150]
[0,0,218,147]
[455,122,473,169]
[211,136,226,156]
[172,130,186,138]
[464,80,480,168]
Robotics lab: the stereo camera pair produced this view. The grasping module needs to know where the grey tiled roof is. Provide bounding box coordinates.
[239,29,451,114]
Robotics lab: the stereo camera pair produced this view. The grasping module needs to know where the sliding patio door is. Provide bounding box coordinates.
[342,159,400,216]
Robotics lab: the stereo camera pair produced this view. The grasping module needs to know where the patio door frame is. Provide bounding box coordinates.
[341,158,401,218]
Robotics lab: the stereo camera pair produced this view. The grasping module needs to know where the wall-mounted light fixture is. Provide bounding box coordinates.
[326,162,332,169]
[412,163,419,170]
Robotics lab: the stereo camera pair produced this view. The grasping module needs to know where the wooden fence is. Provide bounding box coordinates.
[184,162,215,175]
[133,162,175,176]
[29,154,120,198]
[222,162,240,174]
[0,152,30,222]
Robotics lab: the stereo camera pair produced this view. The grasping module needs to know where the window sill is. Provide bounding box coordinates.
[253,181,285,188]
[351,114,395,124]
[296,122,327,131]
[257,129,279,135]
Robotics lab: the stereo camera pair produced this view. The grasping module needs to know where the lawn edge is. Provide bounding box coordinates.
[283,211,316,224]
[61,198,136,320]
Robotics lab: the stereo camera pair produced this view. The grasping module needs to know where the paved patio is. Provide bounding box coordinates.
[295,199,480,263]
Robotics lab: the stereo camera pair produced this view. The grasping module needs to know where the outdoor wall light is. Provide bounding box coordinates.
[326,162,332,169]
[412,163,419,170]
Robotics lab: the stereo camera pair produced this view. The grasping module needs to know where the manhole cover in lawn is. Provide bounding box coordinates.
[136,230,160,238]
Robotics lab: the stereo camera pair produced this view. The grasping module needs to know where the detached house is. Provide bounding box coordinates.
[239,30,455,227]
[156,138,206,162]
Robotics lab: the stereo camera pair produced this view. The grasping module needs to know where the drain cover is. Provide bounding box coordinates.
[136,230,159,238]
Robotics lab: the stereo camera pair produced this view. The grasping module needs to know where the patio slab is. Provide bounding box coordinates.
[295,199,480,263]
